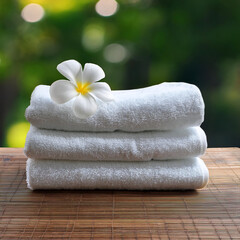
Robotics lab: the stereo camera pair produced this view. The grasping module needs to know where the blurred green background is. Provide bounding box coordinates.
[0,0,239,147]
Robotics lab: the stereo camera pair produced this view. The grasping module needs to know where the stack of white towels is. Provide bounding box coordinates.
[24,82,209,190]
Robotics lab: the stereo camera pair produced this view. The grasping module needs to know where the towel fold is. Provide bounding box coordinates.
[26,157,209,190]
[24,126,207,161]
[25,82,204,132]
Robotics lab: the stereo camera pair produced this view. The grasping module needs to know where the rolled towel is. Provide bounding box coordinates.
[24,126,207,161]
[25,82,204,132]
[26,158,209,190]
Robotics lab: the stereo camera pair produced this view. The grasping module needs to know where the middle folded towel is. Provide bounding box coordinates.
[24,126,207,161]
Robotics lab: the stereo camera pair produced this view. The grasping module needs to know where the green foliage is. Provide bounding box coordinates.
[0,0,240,147]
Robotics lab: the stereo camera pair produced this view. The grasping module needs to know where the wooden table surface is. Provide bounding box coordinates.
[0,148,239,239]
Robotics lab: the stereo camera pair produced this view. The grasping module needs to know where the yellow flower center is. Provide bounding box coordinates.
[75,82,91,95]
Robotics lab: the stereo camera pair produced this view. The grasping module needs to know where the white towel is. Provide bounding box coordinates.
[25,82,205,132]
[24,126,207,161]
[26,157,209,190]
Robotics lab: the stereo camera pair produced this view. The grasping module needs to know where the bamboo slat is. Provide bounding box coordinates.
[0,148,239,239]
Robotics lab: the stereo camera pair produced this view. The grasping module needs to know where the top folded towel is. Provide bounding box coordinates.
[25,82,204,132]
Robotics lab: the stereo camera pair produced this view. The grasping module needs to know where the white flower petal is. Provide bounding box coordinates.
[73,93,98,119]
[90,82,114,102]
[57,60,83,85]
[50,80,78,104]
[83,63,105,84]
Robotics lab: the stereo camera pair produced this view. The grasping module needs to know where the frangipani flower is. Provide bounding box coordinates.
[50,60,114,119]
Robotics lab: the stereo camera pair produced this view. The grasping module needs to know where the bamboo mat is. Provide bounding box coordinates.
[0,148,239,239]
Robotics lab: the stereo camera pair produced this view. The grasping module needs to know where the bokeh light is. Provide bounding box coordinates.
[95,0,119,17]
[104,43,128,63]
[6,122,30,147]
[21,3,44,23]
[82,24,105,51]
[19,0,82,13]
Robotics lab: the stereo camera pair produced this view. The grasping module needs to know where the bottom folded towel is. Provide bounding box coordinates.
[26,158,209,190]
